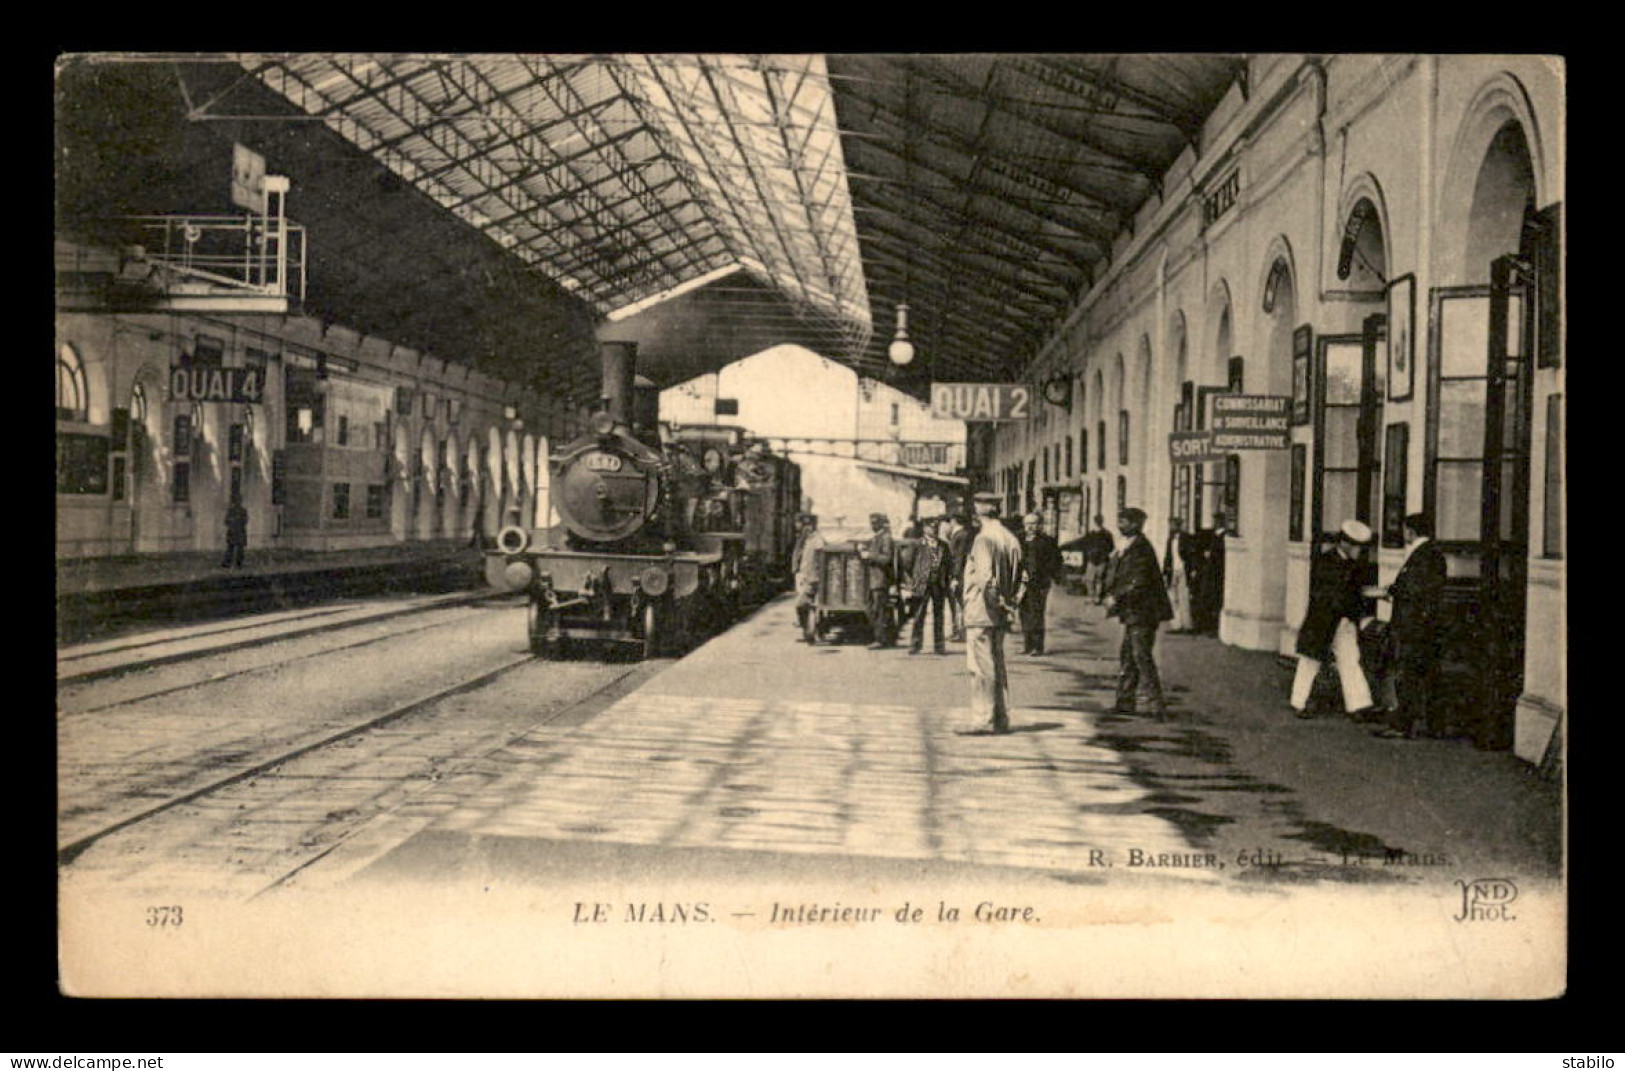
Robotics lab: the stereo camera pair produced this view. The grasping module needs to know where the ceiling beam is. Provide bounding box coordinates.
[864,261,1055,349]
[850,183,1088,285]
[839,75,1149,213]
[854,211,1075,303]
[1011,56,1210,144]
[840,127,1120,247]
[868,247,1067,322]
[910,55,1170,186]
[847,154,1114,258]
[861,249,1052,352]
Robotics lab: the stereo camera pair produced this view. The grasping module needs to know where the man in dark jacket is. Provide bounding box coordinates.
[947,510,977,641]
[222,498,249,569]
[1290,520,1380,719]
[862,512,897,649]
[1106,507,1175,718]
[1370,513,1450,739]
[1018,513,1064,655]
[904,516,952,655]
[1081,516,1114,604]
[1190,512,1229,635]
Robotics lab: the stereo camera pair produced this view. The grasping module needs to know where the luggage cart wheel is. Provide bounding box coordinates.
[528,599,555,658]
[643,601,661,660]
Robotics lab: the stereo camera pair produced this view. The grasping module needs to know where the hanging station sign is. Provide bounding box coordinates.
[1210,394,1290,450]
[930,383,1033,422]
[1168,430,1223,464]
[168,365,266,404]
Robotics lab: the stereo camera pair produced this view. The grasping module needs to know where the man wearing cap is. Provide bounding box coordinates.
[862,512,898,649]
[1290,520,1381,720]
[1105,507,1175,718]
[1018,512,1064,655]
[793,513,826,642]
[962,496,1024,732]
[1368,512,1449,739]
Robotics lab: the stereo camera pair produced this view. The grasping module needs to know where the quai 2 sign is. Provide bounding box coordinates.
[930,383,1032,422]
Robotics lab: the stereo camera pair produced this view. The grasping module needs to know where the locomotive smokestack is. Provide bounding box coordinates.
[600,341,637,429]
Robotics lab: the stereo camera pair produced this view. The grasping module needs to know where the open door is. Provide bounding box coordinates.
[1426,255,1537,749]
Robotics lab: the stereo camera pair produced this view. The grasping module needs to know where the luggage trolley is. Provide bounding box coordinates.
[806,540,894,645]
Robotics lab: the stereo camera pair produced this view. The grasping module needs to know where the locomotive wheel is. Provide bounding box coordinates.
[642,601,661,659]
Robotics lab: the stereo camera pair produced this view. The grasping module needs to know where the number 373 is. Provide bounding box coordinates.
[146,906,183,928]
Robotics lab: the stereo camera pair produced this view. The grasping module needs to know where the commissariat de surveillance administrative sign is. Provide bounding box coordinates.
[1210,394,1290,450]
[1168,395,1291,461]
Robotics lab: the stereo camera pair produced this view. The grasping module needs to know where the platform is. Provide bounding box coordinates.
[55,540,486,644]
[331,588,1563,891]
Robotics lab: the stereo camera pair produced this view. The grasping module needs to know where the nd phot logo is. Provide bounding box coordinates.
[1453,877,1518,922]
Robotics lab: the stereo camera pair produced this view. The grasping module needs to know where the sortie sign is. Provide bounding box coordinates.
[1168,430,1223,464]
[930,383,1033,422]
[1210,394,1290,450]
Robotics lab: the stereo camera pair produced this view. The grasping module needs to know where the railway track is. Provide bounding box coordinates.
[57,599,671,899]
[59,600,508,713]
[55,554,483,646]
[57,649,531,866]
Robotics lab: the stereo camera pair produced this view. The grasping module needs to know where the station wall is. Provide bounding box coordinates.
[986,54,1565,763]
[56,247,566,559]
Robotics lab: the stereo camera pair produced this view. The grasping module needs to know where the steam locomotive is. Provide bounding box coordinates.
[486,342,801,658]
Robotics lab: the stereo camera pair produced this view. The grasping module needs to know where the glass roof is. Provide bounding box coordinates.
[242,52,872,356]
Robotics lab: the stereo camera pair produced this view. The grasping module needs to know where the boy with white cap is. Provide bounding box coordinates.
[1290,519,1381,720]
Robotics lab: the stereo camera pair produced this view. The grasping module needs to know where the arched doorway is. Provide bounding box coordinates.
[503,428,523,529]
[1091,368,1106,517]
[1239,246,1299,650]
[464,435,483,546]
[125,373,163,553]
[1196,288,1234,534]
[1316,193,1389,544]
[440,431,461,539]
[1134,335,1153,513]
[484,427,503,538]
[1168,312,1191,529]
[418,427,439,540]
[1428,113,1552,750]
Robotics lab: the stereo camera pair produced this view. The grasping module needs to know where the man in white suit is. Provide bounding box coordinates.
[961,496,1025,734]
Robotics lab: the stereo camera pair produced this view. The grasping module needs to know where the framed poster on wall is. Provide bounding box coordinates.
[1291,324,1312,425]
[1386,274,1416,402]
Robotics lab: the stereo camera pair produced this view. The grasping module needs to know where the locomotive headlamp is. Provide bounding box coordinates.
[591,411,616,436]
[502,561,535,591]
[639,566,671,597]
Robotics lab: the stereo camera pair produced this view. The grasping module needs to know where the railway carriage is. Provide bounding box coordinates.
[486,343,801,658]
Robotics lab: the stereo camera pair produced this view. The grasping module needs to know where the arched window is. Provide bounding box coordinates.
[57,344,87,422]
